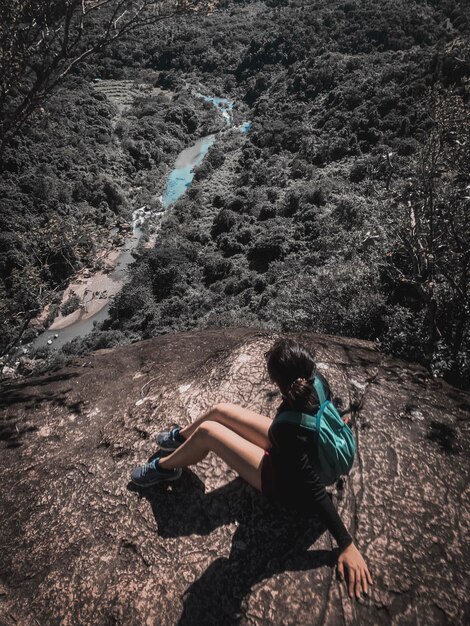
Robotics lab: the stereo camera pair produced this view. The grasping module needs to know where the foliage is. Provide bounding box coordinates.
[60,292,80,316]
[2,0,470,389]
[0,0,208,154]
[0,67,219,354]
[383,88,470,385]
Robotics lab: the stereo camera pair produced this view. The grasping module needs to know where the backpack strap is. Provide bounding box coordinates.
[311,375,328,434]
[275,410,316,430]
[311,375,327,405]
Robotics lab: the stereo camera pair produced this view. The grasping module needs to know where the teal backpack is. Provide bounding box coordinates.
[276,375,355,486]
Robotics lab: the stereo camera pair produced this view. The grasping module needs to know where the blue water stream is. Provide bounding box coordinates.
[161,134,216,208]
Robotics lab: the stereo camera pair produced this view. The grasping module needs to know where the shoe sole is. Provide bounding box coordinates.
[131,468,182,487]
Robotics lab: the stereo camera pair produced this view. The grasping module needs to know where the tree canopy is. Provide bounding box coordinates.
[0,0,206,155]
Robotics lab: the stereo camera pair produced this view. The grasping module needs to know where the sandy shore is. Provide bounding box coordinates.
[36,246,123,331]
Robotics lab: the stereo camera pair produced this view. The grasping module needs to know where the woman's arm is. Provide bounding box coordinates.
[271,421,372,597]
[286,444,353,550]
[271,419,352,548]
[288,444,373,598]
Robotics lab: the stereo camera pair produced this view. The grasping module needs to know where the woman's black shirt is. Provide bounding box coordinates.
[267,373,353,551]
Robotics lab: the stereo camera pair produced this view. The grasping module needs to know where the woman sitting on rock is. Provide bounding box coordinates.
[131,338,372,599]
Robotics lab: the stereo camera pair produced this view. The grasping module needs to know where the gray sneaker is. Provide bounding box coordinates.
[156,426,185,451]
[130,457,182,487]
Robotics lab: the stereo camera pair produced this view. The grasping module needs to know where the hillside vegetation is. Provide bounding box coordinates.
[1,0,470,387]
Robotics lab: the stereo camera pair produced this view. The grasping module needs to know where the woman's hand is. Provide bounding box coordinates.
[337,542,373,599]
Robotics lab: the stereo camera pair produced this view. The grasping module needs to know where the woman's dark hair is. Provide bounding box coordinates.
[265,338,317,412]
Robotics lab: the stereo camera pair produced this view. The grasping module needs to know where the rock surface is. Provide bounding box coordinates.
[0,328,469,626]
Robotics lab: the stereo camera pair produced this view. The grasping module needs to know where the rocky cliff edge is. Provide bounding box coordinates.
[0,328,469,625]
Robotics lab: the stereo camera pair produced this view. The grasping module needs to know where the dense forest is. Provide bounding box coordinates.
[1,0,469,388]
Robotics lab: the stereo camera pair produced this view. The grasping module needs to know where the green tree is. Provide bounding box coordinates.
[387,88,470,383]
[0,0,206,156]
[0,215,95,354]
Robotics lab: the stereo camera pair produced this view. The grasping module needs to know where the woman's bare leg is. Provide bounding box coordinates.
[159,421,265,491]
[179,403,272,450]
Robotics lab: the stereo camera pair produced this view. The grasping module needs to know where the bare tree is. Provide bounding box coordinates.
[390,87,470,376]
[0,0,207,156]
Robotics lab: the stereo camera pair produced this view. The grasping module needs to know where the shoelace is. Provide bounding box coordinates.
[141,460,158,475]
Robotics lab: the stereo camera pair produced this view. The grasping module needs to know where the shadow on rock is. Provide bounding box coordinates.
[128,473,334,626]
[427,420,462,455]
[0,372,81,410]
[0,373,85,447]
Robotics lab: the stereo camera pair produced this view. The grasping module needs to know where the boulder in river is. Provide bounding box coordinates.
[0,328,469,625]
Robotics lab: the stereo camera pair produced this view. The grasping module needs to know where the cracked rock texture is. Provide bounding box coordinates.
[0,328,469,625]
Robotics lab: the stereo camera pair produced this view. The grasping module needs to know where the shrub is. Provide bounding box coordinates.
[258,204,277,220]
[248,230,286,271]
[60,292,81,316]
[211,209,238,238]
[203,256,233,285]
[217,233,245,257]
[349,160,368,182]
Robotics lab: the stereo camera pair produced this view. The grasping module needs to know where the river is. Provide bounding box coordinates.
[27,93,251,353]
